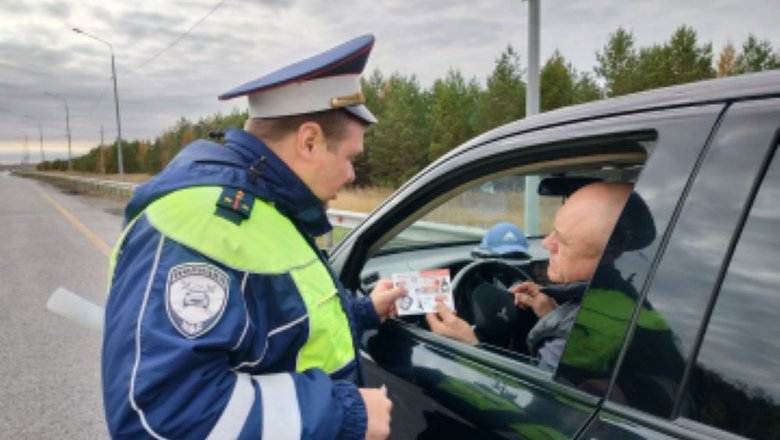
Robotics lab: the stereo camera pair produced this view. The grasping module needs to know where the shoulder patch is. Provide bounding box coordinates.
[166,263,230,338]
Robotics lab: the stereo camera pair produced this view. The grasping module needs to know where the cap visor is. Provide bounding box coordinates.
[344,104,377,124]
[486,244,531,258]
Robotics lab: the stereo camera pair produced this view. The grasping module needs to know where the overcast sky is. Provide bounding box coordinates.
[1,0,778,164]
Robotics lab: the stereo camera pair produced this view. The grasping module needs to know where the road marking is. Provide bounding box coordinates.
[35,186,112,257]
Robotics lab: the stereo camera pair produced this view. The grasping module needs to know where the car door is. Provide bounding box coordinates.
[574,98,780,440]
[330,103,724,439]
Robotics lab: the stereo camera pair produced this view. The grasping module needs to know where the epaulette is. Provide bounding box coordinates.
[215,187,254,225]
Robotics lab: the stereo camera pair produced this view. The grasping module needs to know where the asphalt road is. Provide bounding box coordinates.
[0,171,125,438]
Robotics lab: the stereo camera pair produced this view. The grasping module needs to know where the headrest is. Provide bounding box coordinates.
[611,191,656,251]
[538,177,602,197]
[541,281,588,303]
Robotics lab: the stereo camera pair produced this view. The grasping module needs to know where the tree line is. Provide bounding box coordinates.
[39,25,779,187]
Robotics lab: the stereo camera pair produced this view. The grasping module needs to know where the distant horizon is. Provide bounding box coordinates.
[0,150,76,165]
[0,138,96,165]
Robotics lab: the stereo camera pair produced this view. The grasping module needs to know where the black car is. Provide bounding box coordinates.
[329,70,780,440]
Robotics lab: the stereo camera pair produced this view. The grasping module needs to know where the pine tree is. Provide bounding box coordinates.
[665,25,715,84]
[635,25,714,91]
[573,72,603,104]
[353,70,386,186]
[367,74,431,186]
[429,69,480,161]
[540,51,574,111]
[595,27,638,97]
[738,34,780,73]
[479,45,525,132]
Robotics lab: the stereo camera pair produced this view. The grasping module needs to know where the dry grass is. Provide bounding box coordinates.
[106,173,152,184]
[332,186,561,233]
[421,190,561,232]
[330,186,395,212]
[44,171,152,184]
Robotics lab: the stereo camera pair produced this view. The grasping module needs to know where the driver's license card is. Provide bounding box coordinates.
[393,269,453,316]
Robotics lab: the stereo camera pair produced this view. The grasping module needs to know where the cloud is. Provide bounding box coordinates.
[40,0,72,19]
[120,11,186,42]
[1,0,778,162]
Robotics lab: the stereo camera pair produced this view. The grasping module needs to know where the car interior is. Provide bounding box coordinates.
[357,150,647,359]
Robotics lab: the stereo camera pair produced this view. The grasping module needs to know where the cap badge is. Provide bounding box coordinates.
[330,92,365,109]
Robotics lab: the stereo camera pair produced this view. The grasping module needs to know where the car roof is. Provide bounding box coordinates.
[458,69,780,152]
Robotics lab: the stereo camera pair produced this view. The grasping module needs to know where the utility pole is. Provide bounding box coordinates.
[100,126,106,174]
[24,115,45,163]
[526,0,540,117]
[37,121,44,163]
[44,91,72,172]
[73,28,124,181]
[524,0,541,236]
[23,135,29,165]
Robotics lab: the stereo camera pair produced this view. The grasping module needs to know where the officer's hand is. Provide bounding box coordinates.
[426,302,479,345]
[512,281,557,318]
[370,280,407,322]
[359,388,392,440]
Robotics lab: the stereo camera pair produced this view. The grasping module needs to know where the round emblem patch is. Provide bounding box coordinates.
[165,263,229,338]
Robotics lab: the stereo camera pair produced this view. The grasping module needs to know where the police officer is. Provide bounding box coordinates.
[102,34,406,440]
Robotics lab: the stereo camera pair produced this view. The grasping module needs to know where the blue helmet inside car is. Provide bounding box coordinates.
[474,222,530,258]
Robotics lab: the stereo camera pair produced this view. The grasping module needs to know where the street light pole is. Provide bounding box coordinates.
[100,125,105,174]
[23,134,29,165]
[44,92,72,171]
[24,115,45,163]
[73,27,124,181]
[523,0,541,236]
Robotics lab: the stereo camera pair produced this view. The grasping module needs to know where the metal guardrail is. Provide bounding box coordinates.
[19,172,485,248]
[397,220,486,242]
[17,171,137,199]
[322,209,367,248]
[323,209,487,248]
[327,209,368,229]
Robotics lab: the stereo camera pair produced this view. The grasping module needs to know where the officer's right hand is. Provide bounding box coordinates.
[370,279,408,322]
[359,388,392,440]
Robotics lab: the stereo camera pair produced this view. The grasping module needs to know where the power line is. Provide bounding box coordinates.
[137,0,228,69]
[0,61,46,76]
[84,82,112,118]
[70,0,228,138]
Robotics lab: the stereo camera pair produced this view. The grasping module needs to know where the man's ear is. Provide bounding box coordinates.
[296,122,324,158]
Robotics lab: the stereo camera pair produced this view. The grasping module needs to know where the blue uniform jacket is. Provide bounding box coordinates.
[102,129,379,439]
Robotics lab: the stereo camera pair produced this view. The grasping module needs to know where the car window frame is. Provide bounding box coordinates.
[671,106,780,435]
[672,101,780,418]
[576,98,780,439]
[329,104,728,436]
[554,104,732,403]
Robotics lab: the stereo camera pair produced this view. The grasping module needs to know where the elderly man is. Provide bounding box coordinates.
[427,182,633,368]
[103,35,405,440]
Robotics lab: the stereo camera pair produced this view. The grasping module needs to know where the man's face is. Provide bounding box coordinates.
[541,196,602,284]
[310,118,365,203]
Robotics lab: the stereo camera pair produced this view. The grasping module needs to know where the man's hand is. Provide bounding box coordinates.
[370,280,407,322]
[359,388,392,440]
[511,281,557,318]
[425,302,479,345]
